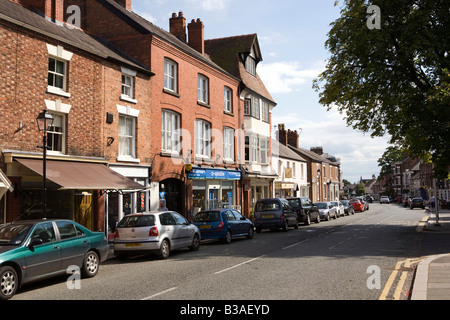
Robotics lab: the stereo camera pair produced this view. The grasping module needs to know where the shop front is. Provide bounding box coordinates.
[188,167,242,215]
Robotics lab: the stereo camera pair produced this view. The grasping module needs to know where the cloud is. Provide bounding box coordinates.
[186,0,231,11]
[258,60,326,94]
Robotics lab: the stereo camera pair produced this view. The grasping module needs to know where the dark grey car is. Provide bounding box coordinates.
[287,197,320,225]
[253,198,298,233]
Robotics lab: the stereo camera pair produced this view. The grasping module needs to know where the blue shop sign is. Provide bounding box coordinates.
[188,168,241,180]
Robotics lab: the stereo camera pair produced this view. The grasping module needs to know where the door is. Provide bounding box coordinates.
[24,222,61,282]
[75,192,93,230]
[281,200,296,226]
[231,210,247,235]
[159,212,179,249]
[171,212,192,247]
[223,210,239,235]
[209,189,219,209]
[55,220,89,270]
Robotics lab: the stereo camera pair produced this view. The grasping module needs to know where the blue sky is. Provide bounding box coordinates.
[132,0,391,184]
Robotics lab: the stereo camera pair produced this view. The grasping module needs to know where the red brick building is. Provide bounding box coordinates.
[63,0,244,218]
[0,0,154,231]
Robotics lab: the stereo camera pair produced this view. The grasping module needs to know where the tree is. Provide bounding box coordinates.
[377,145,403,179]
[314,0,450,178]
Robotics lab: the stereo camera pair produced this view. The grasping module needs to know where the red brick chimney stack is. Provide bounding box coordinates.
[188,18,204,54]
[170,12,187,43]
[115,0,131,11]
[277,124,288,146]
[15,0,64,22]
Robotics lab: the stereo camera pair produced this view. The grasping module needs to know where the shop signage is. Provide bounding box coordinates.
[188,168,241,180]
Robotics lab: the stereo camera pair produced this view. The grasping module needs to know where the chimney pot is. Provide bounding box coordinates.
[170,11,187,42]
[188,18,205,54]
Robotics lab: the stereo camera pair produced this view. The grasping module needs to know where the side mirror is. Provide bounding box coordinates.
[27,238,43,251]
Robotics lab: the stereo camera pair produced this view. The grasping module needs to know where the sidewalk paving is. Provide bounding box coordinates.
[411,208,450,300]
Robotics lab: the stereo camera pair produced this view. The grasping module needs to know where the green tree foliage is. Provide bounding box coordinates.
[377,145,403,179]
[314,0,450,178]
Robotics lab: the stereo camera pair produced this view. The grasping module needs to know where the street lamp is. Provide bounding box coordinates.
[36,110,54,220]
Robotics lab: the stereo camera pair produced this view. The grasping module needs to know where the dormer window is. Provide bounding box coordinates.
[245,47,257,76]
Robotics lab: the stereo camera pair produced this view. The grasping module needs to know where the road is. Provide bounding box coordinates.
[12,203,433,301]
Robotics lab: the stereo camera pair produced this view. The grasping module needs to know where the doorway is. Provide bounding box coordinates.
[159,179,182,213]
[74,192,93,230]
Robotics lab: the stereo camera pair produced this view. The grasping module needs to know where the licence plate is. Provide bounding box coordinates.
[125,243,142,247]
[200,225,212,229]
[263,214,274,218]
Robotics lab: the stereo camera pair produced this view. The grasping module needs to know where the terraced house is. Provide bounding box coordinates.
[0,0,154,231]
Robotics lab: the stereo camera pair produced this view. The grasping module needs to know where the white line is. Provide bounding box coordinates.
[214,255,266,275]
[141,287,178,300]
[283,239,309,250]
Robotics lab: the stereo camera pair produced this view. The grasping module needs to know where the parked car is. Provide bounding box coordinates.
[314,202,337,221]
[410,198,425,210]
[365,195,374,203]
[287,197,320,225]
[355,197,369,211]
[0,219,109,300]
[349,199,365,212]
[380,196,390,204]
[340,200,355,215]
[113,211,200,259]
[331,201,345,217]
[253,198,298,232]
[193,209,253,244]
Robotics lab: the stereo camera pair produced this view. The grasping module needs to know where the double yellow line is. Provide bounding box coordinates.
[379,258,423,300]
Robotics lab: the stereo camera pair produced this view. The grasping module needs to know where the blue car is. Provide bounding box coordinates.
[193,209,254,244]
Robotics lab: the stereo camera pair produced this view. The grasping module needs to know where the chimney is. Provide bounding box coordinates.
[170,12,187,42]
[287,129,299,148]
[188,18,204,54]
[310,147,324,155]
[18,0,64,22]
[115,0,131,11]
[277,124,288,146]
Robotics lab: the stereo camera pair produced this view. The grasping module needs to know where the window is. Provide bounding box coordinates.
[119,115,136,158]
[164,59,178,93]
[245,136,250,162]
[55,221,78,240]
[224,87,232,113]
[161,110,181,154]
[195,120,211,159]
[244,96,260,119]
[30,222,56,244]
[244,98,251,115]
[246,55,256,76]
[47,113,65,154]
[262,101,269,122]
[251,136,259,163]
[197,75,209,104]
[48,57,66,91]
[122,74,134,99]
[223,127,235,161]
[260,138,268,164]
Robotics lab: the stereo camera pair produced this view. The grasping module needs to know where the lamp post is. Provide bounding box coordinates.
[36,110,54,220]
[317,168,321,202]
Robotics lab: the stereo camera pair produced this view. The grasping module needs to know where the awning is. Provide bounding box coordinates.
[15,158,144,190]
[0,169,13,199]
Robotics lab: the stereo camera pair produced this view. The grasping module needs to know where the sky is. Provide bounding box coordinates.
[132,0,392,184]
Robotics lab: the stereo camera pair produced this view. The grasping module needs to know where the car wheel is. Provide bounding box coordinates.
[158,239,170,259]
[325,213,330,221]
[222,230,232,244]
[282,220,289,232]
[189,234,200,251]
[81,250,99,278]
[315,213,320,223]
[0,266,18,300]
[304,214,311,226]
[246,226,254,239]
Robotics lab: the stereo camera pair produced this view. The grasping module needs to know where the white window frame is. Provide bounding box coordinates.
[262,101,269,122]
[164,58,178,93]
[120,67,137,103]
[197,74,209,104]
[223,127,235,162]
[47,112,66,155]
[161,109,181,154]
[46,44,72,98]
[195,119,211,159]
[117,105,140,163]
[224,87,232,113]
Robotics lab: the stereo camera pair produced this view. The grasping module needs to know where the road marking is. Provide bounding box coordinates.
[379,260,404,300]
[283,239,309,250]
[141,287,177,300]
[214,255,266,275]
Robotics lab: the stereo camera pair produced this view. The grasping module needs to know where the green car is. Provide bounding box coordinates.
[0,219,109,300]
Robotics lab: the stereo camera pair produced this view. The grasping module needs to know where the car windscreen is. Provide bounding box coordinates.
[117,215,155,228]
[194,211,220,222]
[315,203,328,209]
[0,223,32,245]
[341,200,349,205]
[255,200,280,212]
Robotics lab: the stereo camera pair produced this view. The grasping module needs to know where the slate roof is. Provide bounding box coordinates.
[272,139,307,162]
[204,34,276,105]
[288,144,334,165]
[0,0,152,75]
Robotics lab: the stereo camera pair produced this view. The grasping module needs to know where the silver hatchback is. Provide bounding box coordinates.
[113,211,201,259]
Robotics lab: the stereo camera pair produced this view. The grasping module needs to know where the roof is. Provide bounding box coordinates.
[205,34,276,105]
[97,0,237,81]
[272,139,307,162]
[0,0,152,75]
[288,145,336,165]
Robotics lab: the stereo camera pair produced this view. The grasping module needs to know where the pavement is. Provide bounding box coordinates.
[411,207,450,300]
